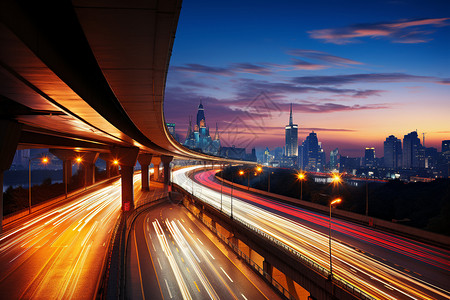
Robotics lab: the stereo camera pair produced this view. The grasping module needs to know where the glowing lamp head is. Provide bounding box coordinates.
[113,159,119,165]
[256,166,262,172]
[41,157,49,164]
[298,173,305,180]
[76,157,82,163]
[332,173,341,183]
[239,170,245,176]
[330,198,342,206]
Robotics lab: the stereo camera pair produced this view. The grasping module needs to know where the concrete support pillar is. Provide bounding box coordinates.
[138,153,153,191]
[111,147,139,211]
[151,156,161,182]
[263,259,273,278]
[50,149,76,197]
[0,120,22,232]
[99,152,119,177]
[105,160,111,178]
[81,152,99,186]
[161,155,173,187]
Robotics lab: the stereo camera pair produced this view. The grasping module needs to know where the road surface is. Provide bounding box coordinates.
[0,174,142,299]
[127,201,281,300]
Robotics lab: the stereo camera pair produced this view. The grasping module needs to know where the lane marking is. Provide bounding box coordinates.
[189,228,194,234]
[197,238,204,245]
[207,250,215,260]
[186,267,190,273]
[157,258,162,270]
[181,257,185,263]
[220,267,233,282]
[148,234,156,251]
[242,294,248,300]
[165,279,173,298]
[194,281,201,292]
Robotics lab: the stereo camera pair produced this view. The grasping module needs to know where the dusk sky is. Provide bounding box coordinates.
[163,0,450,157]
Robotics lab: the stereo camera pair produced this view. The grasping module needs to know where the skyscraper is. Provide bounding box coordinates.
[330,148,339,170]
[403,131,422,169]
[196,100,205,128]
[384,135,402,169]
[285,103,298,157]
[184,101,219,155]
[364,148,375,167]
[301,131,322,171]
[442,140,450,153]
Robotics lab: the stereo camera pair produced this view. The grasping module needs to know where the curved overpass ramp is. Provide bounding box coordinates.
[0,0,224,160]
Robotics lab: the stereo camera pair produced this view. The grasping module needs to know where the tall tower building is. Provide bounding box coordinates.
[302,131,320,171]
[285,103,298,157]
[364,148,375,167]
[330,148,339,170]
[403,131,422,168]
[442,140,450,153]
[384,135,402,169]
[196,100,205,128]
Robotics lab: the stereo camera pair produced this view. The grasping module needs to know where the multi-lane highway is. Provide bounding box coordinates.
[173,166,450,300]
[127,201,281,300]
[0,174,142,299]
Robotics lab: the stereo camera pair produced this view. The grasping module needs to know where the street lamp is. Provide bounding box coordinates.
[255,166,262,185]
[297,172,306,200]
[75,156,86,190]
[28,155,50,214]
[268,171,274,193]
[331,172,342,194]
[329,197,342,281]
[239,169,250,190]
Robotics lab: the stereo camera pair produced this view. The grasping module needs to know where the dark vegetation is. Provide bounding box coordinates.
[3,168,108,216]
[221,166,450,236]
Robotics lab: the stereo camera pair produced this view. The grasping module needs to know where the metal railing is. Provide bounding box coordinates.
[183,200,297,300]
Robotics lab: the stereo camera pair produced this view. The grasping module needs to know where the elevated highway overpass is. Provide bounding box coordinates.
[0,0,244,229]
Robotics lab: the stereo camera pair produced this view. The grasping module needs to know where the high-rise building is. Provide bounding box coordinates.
[442,140,450,153]
[330,148,339,170]
[403,131,422,168]
[384,135,402,169]
[184,101,220,155]
[196,100,205,128]
[285,103,298,157]
[364,148,375,167]
[300,131,325,172]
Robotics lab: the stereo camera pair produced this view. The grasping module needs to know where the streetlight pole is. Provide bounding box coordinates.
[230,163,234,219]
[220,164,223,212]
[365,181,369,216]
[297,173,305,200]
[329,198,342,281]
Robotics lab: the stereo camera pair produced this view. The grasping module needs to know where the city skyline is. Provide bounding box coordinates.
[163,0,450,157]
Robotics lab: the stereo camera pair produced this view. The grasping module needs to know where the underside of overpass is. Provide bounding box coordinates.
[0,0,246,230]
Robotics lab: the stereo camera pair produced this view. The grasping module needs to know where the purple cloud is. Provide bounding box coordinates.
[291,58,328,70]
[309,18,450,44]
[288,49,363,66]
[292,73,435,86]
[172,64,234,76]
[231,63,273,75]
